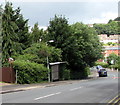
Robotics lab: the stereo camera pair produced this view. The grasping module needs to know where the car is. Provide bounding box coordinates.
[98,68,107,77]
[96,65,103,70]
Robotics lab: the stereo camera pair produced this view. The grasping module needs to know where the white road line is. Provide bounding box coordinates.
[34,92,61,100]
[70,87,82,91]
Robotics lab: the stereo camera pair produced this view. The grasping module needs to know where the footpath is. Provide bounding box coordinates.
[0,71,98,94]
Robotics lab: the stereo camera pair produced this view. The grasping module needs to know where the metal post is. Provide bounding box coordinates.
[15,70,17,84]
[47,56,50,82]
[46,40,54,82]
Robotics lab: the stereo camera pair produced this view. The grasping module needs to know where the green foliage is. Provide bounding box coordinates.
[1,2,109,81]
[29,23,47,44]
[15,14,30,49]
[108,64,118,70]
[107,53,118,65]
[13,60,48,84]
[107,42,113,46]
[68,23,103,70]
[107,54,120,70]
[47,15,71,49]
[95,62,109,68]
[23,43,62,64]
[93,20,119,35]
[70,67,89,80]
[114,17,120,21]
[62,69,70,80]
[13,54,38,63]
[48,16,103,79]
[2,2,29,66]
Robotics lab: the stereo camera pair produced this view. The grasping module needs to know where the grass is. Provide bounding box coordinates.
[0,81,5,83]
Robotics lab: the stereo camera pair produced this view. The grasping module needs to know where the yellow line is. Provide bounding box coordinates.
[114,97,120,103]
[107,94,120,104]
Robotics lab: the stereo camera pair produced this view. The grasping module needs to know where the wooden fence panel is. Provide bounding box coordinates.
[0,67,15,83]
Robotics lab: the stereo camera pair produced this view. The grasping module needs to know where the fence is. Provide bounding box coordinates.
[0,67,15,83]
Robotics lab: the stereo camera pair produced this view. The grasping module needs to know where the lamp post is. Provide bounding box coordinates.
[46,40,54,82]
[39,39,54,82]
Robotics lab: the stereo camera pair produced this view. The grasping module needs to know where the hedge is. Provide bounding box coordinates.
[95,62,109,68]
[13,60,48,84]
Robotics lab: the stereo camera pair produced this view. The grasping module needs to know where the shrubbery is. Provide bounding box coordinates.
[95,61,120,71]
[95,62,109,68]
[62,69,70,80]
[70,67,90,80]
[13,60,48,84]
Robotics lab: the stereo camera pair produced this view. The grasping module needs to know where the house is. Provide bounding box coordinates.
[98,34,120,62]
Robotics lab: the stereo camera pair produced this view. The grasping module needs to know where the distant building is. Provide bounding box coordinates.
[98,34,120,62]
[103,46,120,57]
[87,24,93,27]
[98,34,119,44]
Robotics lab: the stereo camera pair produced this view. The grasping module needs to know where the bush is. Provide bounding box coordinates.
[108,64,118,70]
[95,62,109,68]
[13,60,48,84]
[70,67,90,80]
[62,69,70,80]
[108,63,120,70]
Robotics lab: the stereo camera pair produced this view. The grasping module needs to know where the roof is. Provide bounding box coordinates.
[49,62,66,66]
[104,47,120,50]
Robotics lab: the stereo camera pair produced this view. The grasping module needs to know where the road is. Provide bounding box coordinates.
[2,70,119,104]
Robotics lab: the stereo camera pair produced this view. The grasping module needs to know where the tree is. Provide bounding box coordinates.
[66,22,103,79]
[2,2,30,66]
[114,17,120,21]
[29,23,47,44]
[93,23,106,35]
[107,53,118,65]
[0,5,2,65]
[93,20,119,36]
[47,16,103,79]
[21,42,62,65]
[2,2,19,65]
[106,20,118,35]
[47,15,71,49]
[30,23,41,44]
[15,13,30,49]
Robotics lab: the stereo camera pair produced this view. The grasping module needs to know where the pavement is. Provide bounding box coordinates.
[0,71,98,94]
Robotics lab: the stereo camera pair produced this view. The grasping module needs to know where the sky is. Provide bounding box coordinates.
[0,0,119,29]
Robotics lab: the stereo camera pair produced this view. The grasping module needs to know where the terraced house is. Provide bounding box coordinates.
[98,34,120,62]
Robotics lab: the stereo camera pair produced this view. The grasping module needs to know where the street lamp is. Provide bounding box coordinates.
[39,39,54,82]
[46,40,54,82]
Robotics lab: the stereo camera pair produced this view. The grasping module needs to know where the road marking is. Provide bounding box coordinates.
[112,77,120,79]
[70,87,82,91]
[34,92,61,100]
[114,97,120,103]
[107,94,120,104]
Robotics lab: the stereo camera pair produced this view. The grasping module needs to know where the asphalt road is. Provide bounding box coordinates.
[2,70,119,103]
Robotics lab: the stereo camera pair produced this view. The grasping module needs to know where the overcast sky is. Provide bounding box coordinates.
[0,0,119,29]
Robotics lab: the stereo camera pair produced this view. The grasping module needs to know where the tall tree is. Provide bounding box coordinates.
[2,2,29,65]
[30,23,47,44]
[15,13,30,49]
[66,23,103,78]
[2,2,18,65]
[30,23,40,44]
[47,16,103,79]
[0,5,2,65]
[47,15,71,49]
